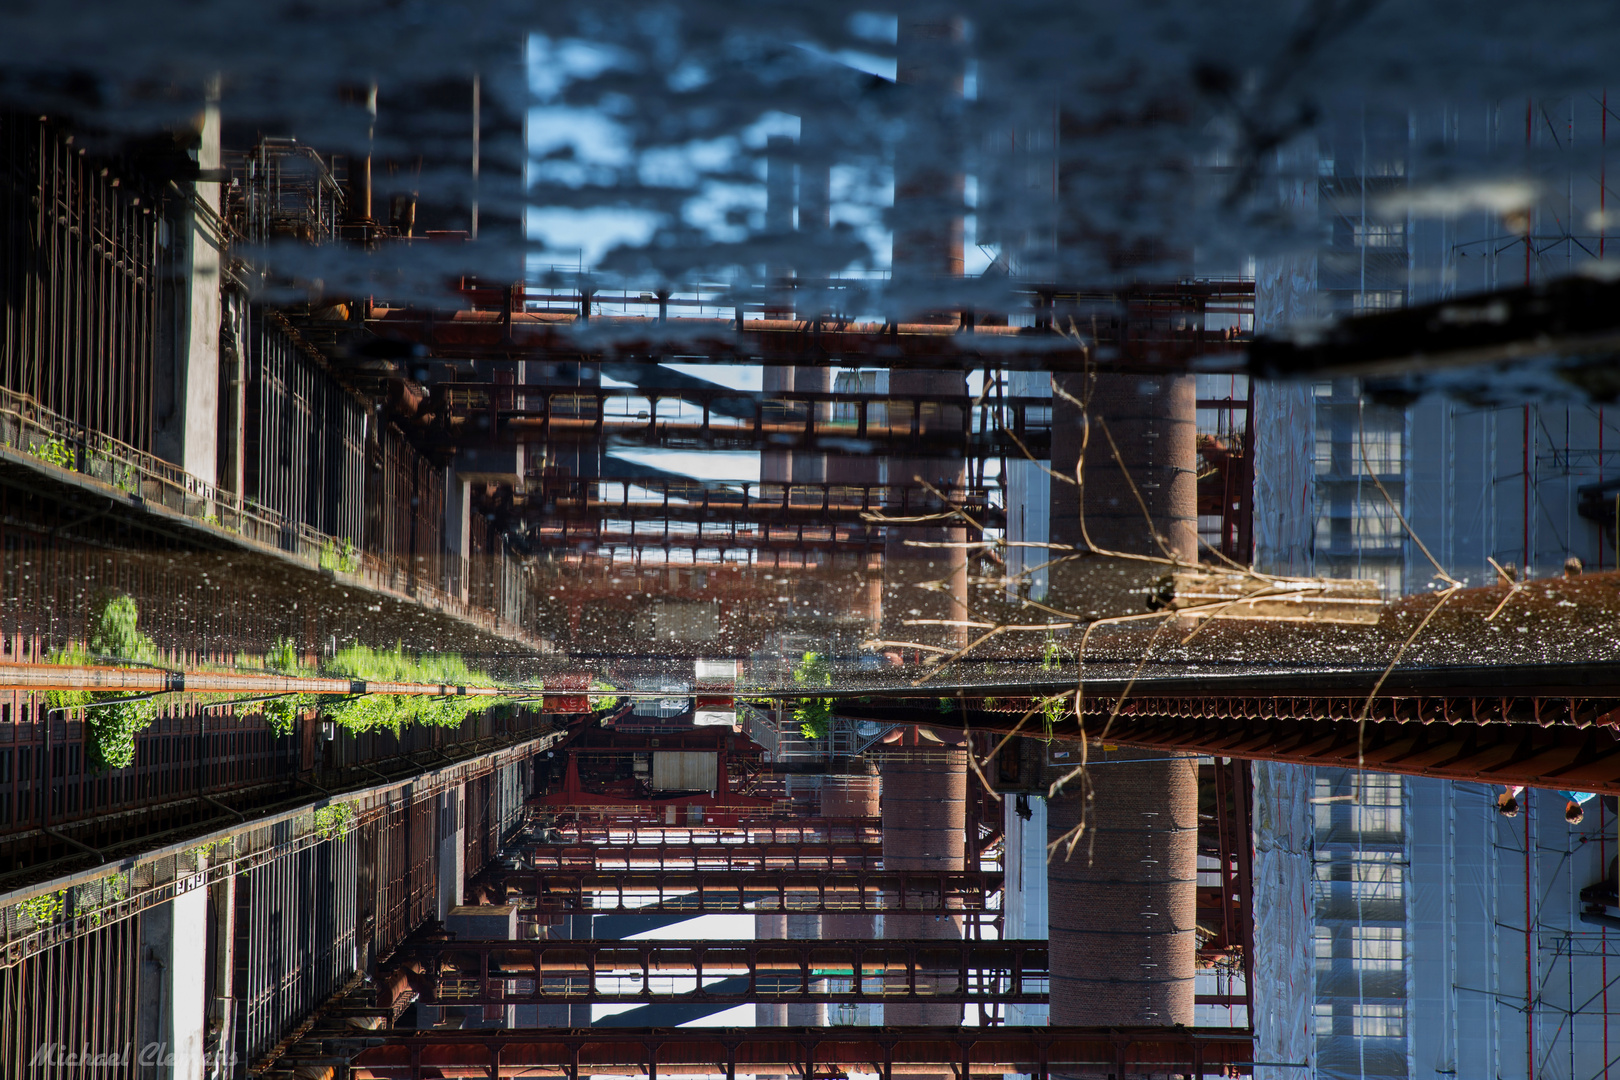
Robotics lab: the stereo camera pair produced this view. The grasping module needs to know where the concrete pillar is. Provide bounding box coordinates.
[206,874,237,1073]
[438,784,466,919]
[155,83,224,486]
[445,471,473,602]
[135,879,209,1079]
[216,294,247,498]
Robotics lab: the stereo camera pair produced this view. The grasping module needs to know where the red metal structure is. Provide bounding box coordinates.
[382,937,1047,1007]
[480,868,1003,915]
[340,1025,1256,1079]
[531,729,777,825]
[521,840,884,871]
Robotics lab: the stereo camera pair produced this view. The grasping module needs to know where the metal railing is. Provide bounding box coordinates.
[0,384,542,648]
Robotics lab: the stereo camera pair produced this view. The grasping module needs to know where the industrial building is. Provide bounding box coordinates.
[0,5,1618,1080]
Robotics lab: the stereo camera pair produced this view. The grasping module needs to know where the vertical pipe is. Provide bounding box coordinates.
[1524,405,1532,574]
[1525,789,1534,1080]
[471,75,481,240]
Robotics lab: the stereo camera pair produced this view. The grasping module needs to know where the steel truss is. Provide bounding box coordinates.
[485,869,1002,915]
[521,842,885,871]
[385,938,1047,1007]
[339,1025,1255,1079]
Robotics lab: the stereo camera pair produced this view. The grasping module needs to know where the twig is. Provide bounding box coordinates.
[1484,556,1525,622]
[859,639,956,655]
[962,698,1003,803]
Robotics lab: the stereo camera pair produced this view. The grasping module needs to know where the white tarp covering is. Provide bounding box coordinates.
[651,751,717,792]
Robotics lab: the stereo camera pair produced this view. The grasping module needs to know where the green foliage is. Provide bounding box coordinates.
[28,436,75,470]
[262,695,304,736]
[1037,694,1068,741]
[83,873,126,926]
[48,595,162,769]
[264,636,305,674]
[1040,639,1062,671]
[316,643,505,734]
[794,697,833,739]
[82,695,161,770]
[588,679,622,711]
[318,538,361,574]
[18,891,65,925]
[324,642,495,686]
[313,802,354,840]
[792,651,834,739]
[90,594,159,665]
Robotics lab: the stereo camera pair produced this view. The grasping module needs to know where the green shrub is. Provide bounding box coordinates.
[263,695,304,736]
[792,651,834,739]
[316,644,505,734]
[17,891,65,925]
[264,637,305,674]
[313,802,354,840]
[89,594,159,665]
[589,679,622,711]
[318,538,361,574]
[48,595,162,769]
[28,436,75,470]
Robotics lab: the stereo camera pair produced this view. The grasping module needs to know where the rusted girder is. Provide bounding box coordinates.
[484,869,1003,914]
[523,842,884,871]
[384,938,1047,1006]
[396,384,1047,457]
[524,521,891,554]
[363,306,1249,374]
[842,665,1620,794]
[516,477,1003,529]
[340,1025,1254,1079]
[531,819,884,846]
[1099,710,1620,794]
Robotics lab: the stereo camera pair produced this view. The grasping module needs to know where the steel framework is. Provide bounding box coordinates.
[484,868,1003,915]
[384,938,1046,1008]
[338,1025,1256,1079]
[522,841,884,871]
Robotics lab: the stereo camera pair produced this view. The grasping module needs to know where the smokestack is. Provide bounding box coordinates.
[881,736,966,1027]
[1046,751,1199,1026]
[1046,360,1199,1029]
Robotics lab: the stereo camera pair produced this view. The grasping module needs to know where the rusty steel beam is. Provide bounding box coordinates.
[340,1025,1254,1079]
[363,306,1250,374]
[517,478,1003,528]
[842,668,1620,794]
[485,869,1003,914]
[523,842,885,871]
[0,661,510,697]
[532,819,884,846]
[525,521,892,554]
[384,938,1047,1006]
[1097,710,1620,794]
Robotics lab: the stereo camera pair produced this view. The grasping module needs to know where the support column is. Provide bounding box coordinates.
[154,81,224,487]
[438,783,466,919]
[136,880,209,1079]
[446,470,473,602]
[206,874,237,1074]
